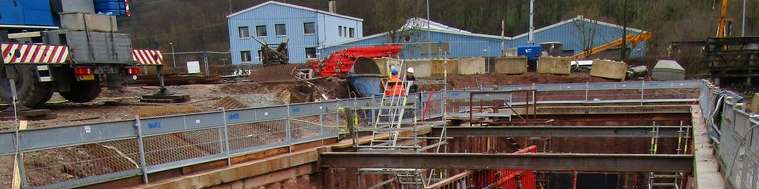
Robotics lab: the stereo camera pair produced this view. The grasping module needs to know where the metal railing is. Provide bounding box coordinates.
[0,80,701,188]
[698,81,759,189]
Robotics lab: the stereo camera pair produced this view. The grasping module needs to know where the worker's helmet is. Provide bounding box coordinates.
[407,67,415,74]
[390,66,399,75]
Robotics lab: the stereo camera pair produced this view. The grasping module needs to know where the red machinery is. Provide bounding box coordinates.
[309,44,402,77]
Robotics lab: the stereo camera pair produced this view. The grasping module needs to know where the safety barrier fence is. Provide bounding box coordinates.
[699,81,759,189]
[0,80,700,188]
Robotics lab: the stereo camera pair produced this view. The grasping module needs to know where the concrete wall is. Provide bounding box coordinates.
[537,57,571,75]
[590,60,627,80]
[458,57,487,75]
[494,56,527,74]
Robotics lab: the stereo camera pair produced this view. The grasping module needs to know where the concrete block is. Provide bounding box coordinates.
[405,59,432,78]
[590,60,627,80]
[537,57,571,75]
[431,59,458,76]
[60,13,118,32]
[458,57,487,75]
[60,0,95,13]
[751,93,759,113]
[494,56,527,74]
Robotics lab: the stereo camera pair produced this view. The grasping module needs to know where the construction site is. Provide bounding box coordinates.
[0,0,757,189]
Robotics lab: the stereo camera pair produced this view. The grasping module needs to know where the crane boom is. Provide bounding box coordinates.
[715,0,731,38]
[571,31,652,60]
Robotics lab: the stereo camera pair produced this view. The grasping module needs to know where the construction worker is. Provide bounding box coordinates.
[385,66,406,96]
[406,67,418,93]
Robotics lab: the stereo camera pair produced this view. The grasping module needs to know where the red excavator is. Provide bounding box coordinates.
[309,45,402,77]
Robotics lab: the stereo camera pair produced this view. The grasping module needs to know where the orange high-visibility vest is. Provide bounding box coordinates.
[384,76,406,96]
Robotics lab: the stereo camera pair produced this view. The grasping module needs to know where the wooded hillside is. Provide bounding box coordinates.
[121,0,758,57]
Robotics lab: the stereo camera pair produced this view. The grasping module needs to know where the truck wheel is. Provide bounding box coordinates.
[0,65,54,107]
[59,78,101,103]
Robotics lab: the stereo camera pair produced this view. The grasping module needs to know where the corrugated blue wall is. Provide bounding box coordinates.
[228,2,363,64]
[319,29,506,59]
[319,18,648,60]
[509,19,647,57]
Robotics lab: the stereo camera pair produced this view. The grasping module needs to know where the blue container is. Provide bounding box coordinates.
[94,0,129,16]
[517,45,542,61]
[0,0,55,26]
[346,74,382,97]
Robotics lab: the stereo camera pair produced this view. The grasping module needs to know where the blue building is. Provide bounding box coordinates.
[320,16,647,59]
[227,1,363,64]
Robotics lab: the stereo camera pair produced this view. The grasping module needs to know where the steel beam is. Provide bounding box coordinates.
[432,126,690,138]
[320,152,693,172]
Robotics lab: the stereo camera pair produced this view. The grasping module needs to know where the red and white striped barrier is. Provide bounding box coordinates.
[1,43,70,64]
[132,49,163,65]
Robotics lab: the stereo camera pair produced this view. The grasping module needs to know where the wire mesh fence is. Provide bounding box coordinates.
[699,80,759,189]
[22,138,141,188]
[228,120,287,154]
[0,155,17,189]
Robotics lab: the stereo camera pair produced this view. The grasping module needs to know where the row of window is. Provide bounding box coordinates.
[238,22,316,38]
[338,26,355,38]
[239,47,317,63]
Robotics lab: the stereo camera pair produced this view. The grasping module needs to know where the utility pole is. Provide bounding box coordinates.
[426,0,431,58]
[742,0,746,36]
[621,0,628,60]
[170,42,177,69]
[528,0,534,44]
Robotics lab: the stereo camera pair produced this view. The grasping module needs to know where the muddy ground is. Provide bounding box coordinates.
[0,75,353,130]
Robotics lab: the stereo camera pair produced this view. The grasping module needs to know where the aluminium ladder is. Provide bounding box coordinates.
[357,61,426,188]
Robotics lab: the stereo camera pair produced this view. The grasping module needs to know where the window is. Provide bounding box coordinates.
[305,47,317,58]
[304,22,315,34]
[275,24,286,36]
[238,26,250,38]
[256,25,267,37]
[240,51,252,62]
[257,50,263,61]
[349,28,355,38]
[338,26,343,37]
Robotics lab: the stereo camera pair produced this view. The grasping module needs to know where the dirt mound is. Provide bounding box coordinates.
[249,64,300,82]
[214,96,249,110]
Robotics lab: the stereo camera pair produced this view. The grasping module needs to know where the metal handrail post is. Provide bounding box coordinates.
[221,108,231,166]
[640,80,645,105]
[286,104,292,148]
[134,116,149,184]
